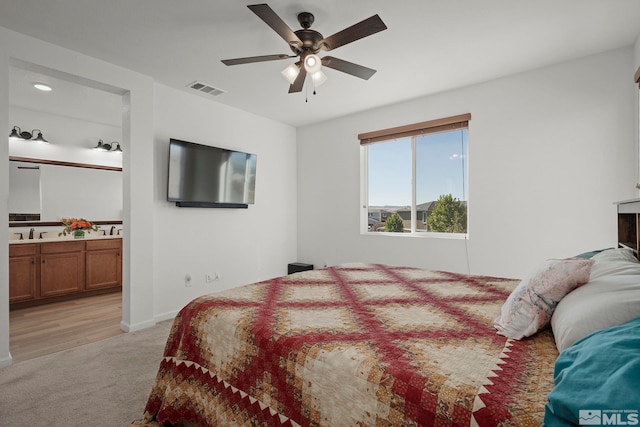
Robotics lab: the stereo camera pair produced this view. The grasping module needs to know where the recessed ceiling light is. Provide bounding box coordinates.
[33,82,52,92]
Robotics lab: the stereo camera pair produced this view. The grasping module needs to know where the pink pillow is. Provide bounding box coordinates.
[494,258,594,339]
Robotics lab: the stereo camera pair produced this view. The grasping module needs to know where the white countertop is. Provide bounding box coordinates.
[9,234,122,244]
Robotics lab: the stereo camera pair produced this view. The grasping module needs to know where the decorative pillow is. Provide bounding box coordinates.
[494,258,594,339]
[551,248,640,352]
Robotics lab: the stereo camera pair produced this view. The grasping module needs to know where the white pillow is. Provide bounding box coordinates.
[588,247,640,280]
[551,248,640,352]
[494,258,594,339]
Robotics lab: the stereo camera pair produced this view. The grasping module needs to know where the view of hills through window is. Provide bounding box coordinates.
[367,128,467,233]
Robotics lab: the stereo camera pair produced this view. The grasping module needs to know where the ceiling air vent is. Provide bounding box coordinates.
[187,81,226,97]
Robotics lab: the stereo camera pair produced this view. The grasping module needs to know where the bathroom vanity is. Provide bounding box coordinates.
[9,235,122,309]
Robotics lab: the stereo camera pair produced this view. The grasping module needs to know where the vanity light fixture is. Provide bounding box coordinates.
[93,139,110,151]
[9,126,49,143]
[92,139,122,152]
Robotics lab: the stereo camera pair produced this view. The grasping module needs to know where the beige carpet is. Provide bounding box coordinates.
[0,319,172,427]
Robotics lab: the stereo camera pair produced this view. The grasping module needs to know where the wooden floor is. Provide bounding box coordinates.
[9,292,123,363]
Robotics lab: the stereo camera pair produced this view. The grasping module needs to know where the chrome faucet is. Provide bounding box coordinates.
[110,226,116,235]
[29,228,35,239]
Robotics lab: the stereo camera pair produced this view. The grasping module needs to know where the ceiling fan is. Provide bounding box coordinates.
[221,4,387,93]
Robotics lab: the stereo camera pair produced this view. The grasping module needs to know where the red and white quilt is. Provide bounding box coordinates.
[133,263,558,426]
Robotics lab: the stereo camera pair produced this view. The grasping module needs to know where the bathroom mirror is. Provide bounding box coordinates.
[9,157,122,223]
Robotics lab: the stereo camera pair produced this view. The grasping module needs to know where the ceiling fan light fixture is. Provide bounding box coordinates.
[311,70,327,87]
[281,63,300,85]
[304,54,322,73]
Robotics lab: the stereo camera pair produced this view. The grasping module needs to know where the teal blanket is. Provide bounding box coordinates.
[544,317,640,426]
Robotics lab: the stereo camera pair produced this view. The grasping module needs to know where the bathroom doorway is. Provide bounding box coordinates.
[8,62,125,361]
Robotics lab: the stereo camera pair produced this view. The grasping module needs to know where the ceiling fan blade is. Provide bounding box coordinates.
[289,66,307,93]
[248,4,303,50]
[319,14,387,51]
[221,54,294,66]
[321,56,377,80]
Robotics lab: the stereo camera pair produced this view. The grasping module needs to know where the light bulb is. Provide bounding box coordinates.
[304,54,322,73]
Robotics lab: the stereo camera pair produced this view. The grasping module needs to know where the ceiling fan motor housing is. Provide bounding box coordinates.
[297,12,314,29]
[291,13,324,55]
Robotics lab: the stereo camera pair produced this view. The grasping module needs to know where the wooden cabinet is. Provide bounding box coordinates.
[8,244,38,303]
[85,239,121,290]
[617,199,640,255]
[40,241,85,297]
[8,238,122,308]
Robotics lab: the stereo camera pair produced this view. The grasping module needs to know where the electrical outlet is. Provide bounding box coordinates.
[205,272,220,283]
[185,273,192,287]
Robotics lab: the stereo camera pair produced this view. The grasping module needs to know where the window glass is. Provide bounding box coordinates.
[364,127,467,235]
[367,138,411,232]
[415,129,467,233]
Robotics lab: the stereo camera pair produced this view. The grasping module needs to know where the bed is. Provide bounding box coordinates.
[132,263,562,426]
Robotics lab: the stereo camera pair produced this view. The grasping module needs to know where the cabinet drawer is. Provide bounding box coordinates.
[86,239,121,251]
[9,244,38,257]
[40,241,85,254]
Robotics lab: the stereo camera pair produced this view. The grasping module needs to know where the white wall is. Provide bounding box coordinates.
[152,84,297,318]
[635,34,640,70]
[0,38,10,367]
[297,47,638,279]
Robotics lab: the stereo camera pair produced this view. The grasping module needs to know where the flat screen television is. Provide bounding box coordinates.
[167,138,257,208]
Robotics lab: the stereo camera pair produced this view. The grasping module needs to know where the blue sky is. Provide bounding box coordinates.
[367,129,467,207]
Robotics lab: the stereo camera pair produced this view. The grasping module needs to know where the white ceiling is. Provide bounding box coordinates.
[2,0,640,128]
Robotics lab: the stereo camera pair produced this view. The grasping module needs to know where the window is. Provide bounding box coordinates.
[360,114,470,235]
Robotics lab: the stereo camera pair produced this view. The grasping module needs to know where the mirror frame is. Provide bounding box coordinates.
[9,156,123,227]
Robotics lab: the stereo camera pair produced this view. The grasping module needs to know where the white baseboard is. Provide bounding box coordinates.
[119,311,177,333]
[154,310,179,323]
[120,318,157,333]
[0,353,13,368]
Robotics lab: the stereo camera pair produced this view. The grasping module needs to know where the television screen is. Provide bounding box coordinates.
[167,138,257,207]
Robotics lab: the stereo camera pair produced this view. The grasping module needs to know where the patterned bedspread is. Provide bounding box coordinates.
[132,263,558,426]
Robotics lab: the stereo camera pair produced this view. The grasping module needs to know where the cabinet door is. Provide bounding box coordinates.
[9,256,37,302]
[40,252,84,297]
[86,248,121,290]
